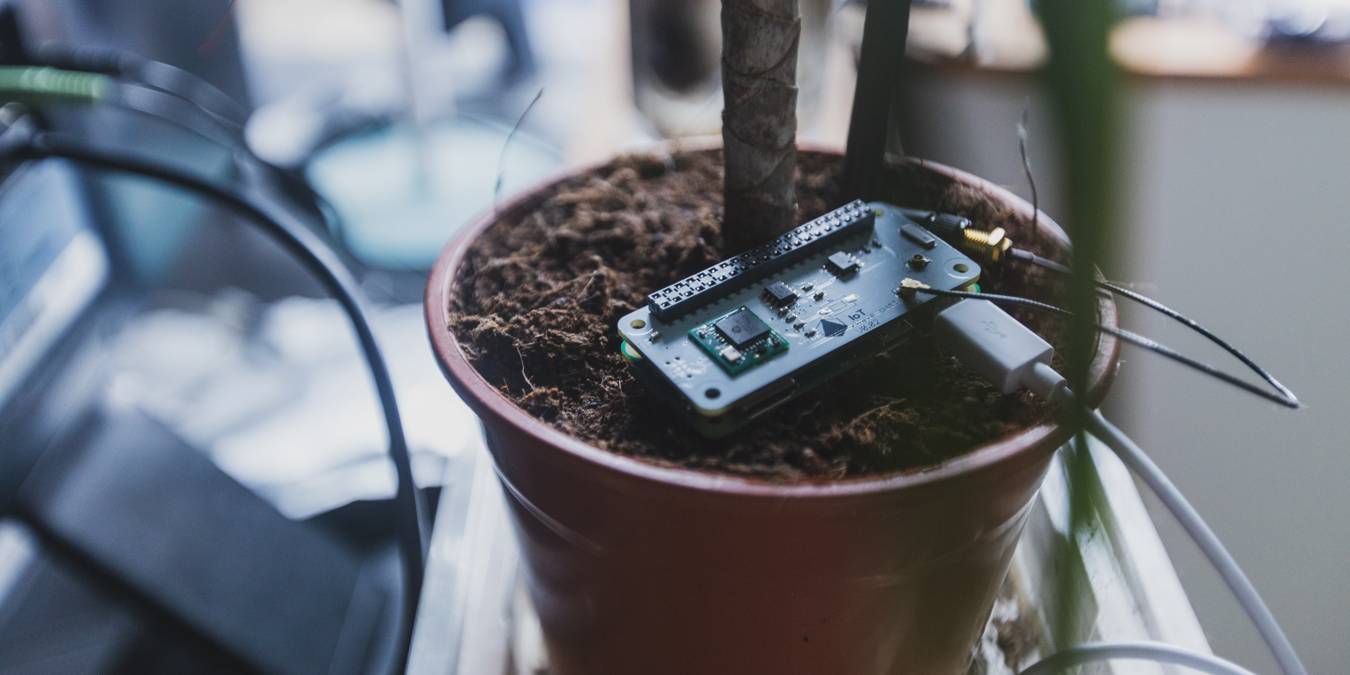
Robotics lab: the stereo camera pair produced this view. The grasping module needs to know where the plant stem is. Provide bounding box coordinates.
[721,0,800,252]
[843,0,912,202]
[1036,0,1120,649]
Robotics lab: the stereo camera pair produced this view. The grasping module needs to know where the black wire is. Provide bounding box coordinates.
[0,130,427,673]
[493,87,544,212]
[89,63,371,265]
[1007,247,1300,407]
[32,43,249,126]
[22,49,347,247]
[1018,104,1039,237]
[1009,247,1071,275]
[89,79,351,251]
[29,58,437,280]
[105,82,244,148]
[914,287,1301,409]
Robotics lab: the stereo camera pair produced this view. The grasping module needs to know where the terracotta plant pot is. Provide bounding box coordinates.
[426,147,1119,675]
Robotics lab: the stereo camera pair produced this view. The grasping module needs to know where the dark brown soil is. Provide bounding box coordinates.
[448,147,1069,480]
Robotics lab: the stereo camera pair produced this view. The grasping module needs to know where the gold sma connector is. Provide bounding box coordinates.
[961,227,1014,263]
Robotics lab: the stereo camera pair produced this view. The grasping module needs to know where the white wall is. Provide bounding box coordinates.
[903,70,1350,675]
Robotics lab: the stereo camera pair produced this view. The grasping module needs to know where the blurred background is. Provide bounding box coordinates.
[0,0,1346,673]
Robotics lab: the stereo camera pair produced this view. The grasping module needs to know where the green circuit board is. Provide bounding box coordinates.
[688,306,788,376]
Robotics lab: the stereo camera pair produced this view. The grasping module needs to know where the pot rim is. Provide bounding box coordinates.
[424,143,1119,499]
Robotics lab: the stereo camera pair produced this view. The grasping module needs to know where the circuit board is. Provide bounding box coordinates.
[616,201,981,437]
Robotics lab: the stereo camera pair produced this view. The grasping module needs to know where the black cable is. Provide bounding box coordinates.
[19,50,346,246]
[1007,247,1299,407]
[86,78,351,251]
[0,130,426,673]
[15,61,419,280]
[493,87,544,211]
[914,286,1301,409]
[32,44,248,126]
[1009,247,1070,275]
[1017,104,1039,237]
[104,82,245,148]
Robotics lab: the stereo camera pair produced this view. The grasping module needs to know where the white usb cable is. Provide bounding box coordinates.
[934,299,1307,675]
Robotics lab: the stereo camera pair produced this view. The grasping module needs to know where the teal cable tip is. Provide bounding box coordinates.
[0,66,112,104]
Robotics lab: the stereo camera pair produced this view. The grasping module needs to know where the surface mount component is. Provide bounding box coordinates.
[617,201,982,437]
[712,307,772,349]
[900,222,937,250]
[826,251,859,276]
[763,281,798,307]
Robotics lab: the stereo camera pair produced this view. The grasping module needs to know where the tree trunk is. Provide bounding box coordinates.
[721,0,800,252]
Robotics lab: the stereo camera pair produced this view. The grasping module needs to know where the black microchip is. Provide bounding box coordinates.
[763,281,797,306]
[826,251,858,276]
[714,308,772,349]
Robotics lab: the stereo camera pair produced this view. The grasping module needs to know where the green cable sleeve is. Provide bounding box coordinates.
[0,66,112,104]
